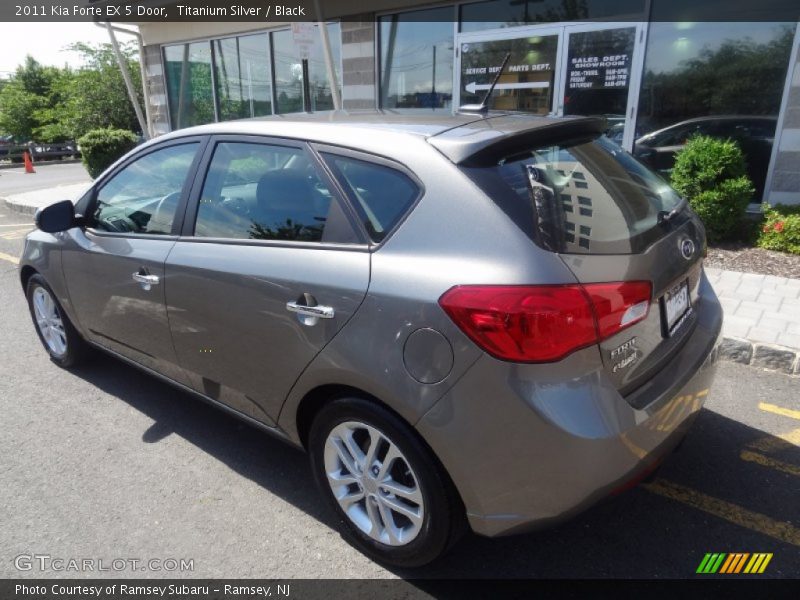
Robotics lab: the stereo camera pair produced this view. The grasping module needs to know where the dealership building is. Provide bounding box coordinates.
[122,0,800,206]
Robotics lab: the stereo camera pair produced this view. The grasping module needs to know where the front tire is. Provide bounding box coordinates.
[26,274,88,368]
[308,397,463,568]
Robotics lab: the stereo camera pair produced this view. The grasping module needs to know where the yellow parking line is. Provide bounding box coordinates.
[740,450,800,477]
[643,478,800,547]
[0,251,19,265]
[748,428,800,454]
[759,402,800,422]
[0,228,30,238]
[0,223,32,227]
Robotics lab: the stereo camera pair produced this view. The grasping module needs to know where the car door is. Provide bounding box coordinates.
[61,138,206,384]
[164,137,370,425]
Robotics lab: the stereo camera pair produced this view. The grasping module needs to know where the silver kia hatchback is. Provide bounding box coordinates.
[21,112,721,567]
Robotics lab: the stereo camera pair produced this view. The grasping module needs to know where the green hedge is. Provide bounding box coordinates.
[758,204,800,255]
[78,128,138,178]
[670,136,754,243]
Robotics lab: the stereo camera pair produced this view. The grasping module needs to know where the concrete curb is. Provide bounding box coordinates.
[0,197,40,216]
[718,336,800,375]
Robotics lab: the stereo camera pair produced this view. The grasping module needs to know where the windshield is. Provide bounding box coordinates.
[461,136,684,254]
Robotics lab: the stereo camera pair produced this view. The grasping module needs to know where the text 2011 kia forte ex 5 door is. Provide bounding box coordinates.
[21,113,721,567]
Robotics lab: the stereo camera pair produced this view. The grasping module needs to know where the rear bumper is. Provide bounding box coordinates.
[416,272,722,537]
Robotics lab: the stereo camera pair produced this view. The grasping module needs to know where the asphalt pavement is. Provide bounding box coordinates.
[0,162,90,198]
[0,204,798,580]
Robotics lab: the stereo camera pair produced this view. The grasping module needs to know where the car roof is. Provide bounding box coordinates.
[155,110,606,165]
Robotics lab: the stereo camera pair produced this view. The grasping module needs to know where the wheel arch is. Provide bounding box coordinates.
[19,264,37,291]
[292,382,467,518]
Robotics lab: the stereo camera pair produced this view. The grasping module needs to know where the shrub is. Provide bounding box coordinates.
[77,127,138,178]
[758,204,800,255]
[670,136,754,242]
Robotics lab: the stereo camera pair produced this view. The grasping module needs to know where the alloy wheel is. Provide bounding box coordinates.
[32,286,67,357]
[323,421,424,546]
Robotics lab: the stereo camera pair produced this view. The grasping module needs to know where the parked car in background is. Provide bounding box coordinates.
[0,139,80,162]
[21,112,721,567]
[633,116,777,200]
[0,135,14,158]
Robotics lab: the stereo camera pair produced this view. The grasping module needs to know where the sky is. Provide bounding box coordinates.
[0,22,136,77]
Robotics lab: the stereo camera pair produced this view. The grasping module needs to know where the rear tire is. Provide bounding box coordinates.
[26,274,88,368]
[308,396,464,568]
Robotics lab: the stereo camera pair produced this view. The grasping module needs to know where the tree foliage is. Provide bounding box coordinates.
[58,42,142,139]
[0,44,142,143]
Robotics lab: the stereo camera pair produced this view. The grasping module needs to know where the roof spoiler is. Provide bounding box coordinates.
[430,116,608,166]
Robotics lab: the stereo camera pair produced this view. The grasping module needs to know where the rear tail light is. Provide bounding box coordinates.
[582,281,652,341]
[439,281,651,363]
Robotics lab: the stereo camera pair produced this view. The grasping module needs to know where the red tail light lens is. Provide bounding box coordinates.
[582,281,652,341]
[439,282,652,363]
[439,285,597,363]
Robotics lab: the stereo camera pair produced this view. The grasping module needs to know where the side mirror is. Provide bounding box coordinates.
[35,200,76,233]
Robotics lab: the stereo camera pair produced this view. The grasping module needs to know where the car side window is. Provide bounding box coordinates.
[194,142,335,242]
[320,153,419,242]
[91,143,199,234]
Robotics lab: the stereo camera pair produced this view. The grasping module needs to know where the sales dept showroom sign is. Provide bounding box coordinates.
[568,53,631,90]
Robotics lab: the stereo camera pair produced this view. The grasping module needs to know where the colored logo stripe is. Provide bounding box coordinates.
[697,553,773,574]
[744,553,773,574]
[697,553,726,573]
[719,553,749,573]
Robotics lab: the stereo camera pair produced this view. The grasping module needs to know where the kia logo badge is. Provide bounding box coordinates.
[680,238,695,260]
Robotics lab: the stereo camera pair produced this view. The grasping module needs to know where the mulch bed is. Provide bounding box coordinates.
[705,243,800,279]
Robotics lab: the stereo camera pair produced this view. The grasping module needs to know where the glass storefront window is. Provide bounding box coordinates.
[564,28,637,144]
[165,25,342,126]
[308,23,343,111]
[164,42,215,129]
[635,22,796,199]
[460,0,646,33]
[213,34,272,120]
[460,35,559,113]
[379,8,454,109]
[272,29,304,114]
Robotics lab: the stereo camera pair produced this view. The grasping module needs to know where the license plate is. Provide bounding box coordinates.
[663,279,690,336]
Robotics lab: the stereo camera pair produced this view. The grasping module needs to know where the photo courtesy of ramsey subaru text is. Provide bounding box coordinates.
[20,111,722,567]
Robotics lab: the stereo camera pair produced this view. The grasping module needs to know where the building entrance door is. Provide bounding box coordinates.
[456,22,646,150]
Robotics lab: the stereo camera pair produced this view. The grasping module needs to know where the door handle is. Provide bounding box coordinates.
[286,301,335,319]
[132,271,160,291]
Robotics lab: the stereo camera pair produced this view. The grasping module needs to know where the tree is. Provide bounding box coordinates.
[0,81,46,140]
[0,55,63,140]
[56,42,143,139]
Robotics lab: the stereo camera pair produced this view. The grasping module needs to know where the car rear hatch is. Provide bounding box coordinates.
[430,115,707,403]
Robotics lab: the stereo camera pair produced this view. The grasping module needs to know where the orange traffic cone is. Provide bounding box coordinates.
[23,150,35,174]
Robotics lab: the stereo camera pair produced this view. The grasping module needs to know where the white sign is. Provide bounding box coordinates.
[465,81,550,94]
[291,22,317,60]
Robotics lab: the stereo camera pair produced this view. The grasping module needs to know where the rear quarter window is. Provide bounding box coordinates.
[321,153,419,243]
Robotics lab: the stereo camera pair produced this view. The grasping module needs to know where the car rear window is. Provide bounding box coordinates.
[460,135,684,254]
[321,153,419,243]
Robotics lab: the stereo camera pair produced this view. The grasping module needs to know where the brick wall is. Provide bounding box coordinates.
[340,18,377,110]
[142,44,171,137]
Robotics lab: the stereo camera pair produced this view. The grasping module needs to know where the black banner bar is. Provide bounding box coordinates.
[2,579,800,600]
[0,0,798,23]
